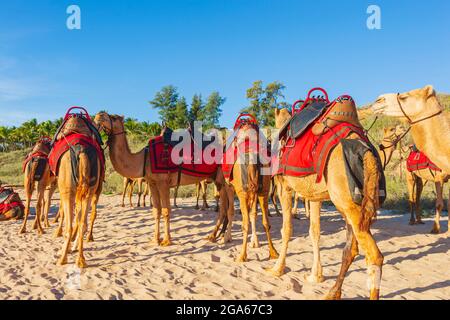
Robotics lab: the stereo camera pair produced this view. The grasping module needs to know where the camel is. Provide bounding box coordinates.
[207,122,279,261]
[269,107,383,300]
[372,85,450,234]
[122,177,150,208]
[94,112,226,246]
[406,163,449,232]
[0,184,24,221]
[19,138,57,234]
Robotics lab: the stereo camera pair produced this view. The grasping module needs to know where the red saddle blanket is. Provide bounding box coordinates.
[22,152,48,173]
[407,151,441,172]
[48,134,105,176]
[0,188,24,216]
[148,136,218,178]
[222,138,271,181]
[278,123,367,182]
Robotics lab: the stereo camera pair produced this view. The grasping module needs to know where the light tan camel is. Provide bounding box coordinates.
[122,177,150,208]
[94,112,225,246]
[56,146,103,267]
[269,108,383,300]
[19,140,57,234]
[372,85,450,234]
[207,123,279,261]
[406,166,449,232]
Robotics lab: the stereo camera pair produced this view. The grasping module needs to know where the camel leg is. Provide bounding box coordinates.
[53,205,64,238]
[292,194,300,219]
[54,209,60,223]
[160,182,172,247]
[270,177,282,217]
[406,172,417,224]
[222,186,235,243]
[137,179,143,207]
[57,193,74,266]
[33,186,45,235]
[87,194,99,242]
[195,183,201,210]
[202,182,209,210]
[207,186,227,242]
[266,180,293,276]
[76,193,92,269]
[149,184,161,245]
[173,186,179,208]
[43,182,57,228]
[305,201,324,283]
[249,195,260,249]
[129,180,136,208]
[121,178,128,207]
[304,200,311,219]
[415,178,424,224]
[447,188,450,236]
[258,194,279,259]
[19,181,33,234]
[325,222,358,300]
[431,180,444,234]
[236,192,250,262]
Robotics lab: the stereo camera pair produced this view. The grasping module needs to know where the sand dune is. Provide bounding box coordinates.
[0,194,448,300]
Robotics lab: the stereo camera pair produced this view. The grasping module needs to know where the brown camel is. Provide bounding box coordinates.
[372,85,450,234]
[269,108,383,300]
[122,177,150,208]
[19,139,57,234]
[94,112,225,246]
[0,185,24,221]
[206,122,278,261]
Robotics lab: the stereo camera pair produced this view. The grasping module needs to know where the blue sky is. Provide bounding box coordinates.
[0,0,449,127]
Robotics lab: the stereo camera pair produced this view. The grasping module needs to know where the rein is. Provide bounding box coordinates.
[397,93,442,125]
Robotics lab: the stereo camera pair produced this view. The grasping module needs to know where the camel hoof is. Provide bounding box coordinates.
[304,273,325,284]
[324,290,342,300]
[87,235,94,242]
[57,258,68,266]
[251,242,260,249]
[160,239,172,247]
[206,235,217,243]
[37,229,45,236]
[18,228,26,235]
[430,227,440,234]
[416,220,425,225]
[76,258,87,269]
[265,267,284,277]
[269,251,279,260]
[409,220,416,225]
[235,255,247,263]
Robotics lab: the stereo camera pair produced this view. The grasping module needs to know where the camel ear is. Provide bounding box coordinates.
[274,108,280,116]
[384,128,388,133]
[423,85,435,98]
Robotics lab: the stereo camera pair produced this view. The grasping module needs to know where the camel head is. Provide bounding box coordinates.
[274,108,292,129]
[371,85,442,122]
[383,125,406,140]
[93,112,125,136]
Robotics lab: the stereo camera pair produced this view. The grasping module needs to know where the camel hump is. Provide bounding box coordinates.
[56,115,94,140]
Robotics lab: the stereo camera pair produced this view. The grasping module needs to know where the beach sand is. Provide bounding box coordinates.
[0,193,448,300]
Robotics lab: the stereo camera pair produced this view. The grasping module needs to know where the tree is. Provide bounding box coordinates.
[242,81,287,127]
[204,92,225,129]
[149,85,179,128]
[173,97,189,129]
[189,94,204,124]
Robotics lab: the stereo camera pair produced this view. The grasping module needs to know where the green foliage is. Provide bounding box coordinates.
[203,92,225,130]
[149,85,179,128]
[242,80,287,127]
[189,94,205,123]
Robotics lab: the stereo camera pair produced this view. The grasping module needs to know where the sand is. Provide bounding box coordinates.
[0,193,448,300]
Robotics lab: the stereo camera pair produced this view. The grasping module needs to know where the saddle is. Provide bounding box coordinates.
[277,88,367,183]
[407,147,441,172]
[0,187,14,204]
[223,114,271,191]
[162,124,217,151]
[0,187,24,218]
[53,107,103,146]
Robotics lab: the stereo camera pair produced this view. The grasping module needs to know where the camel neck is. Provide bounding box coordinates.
[378,141,395,168]
[411,114,450,173]
[108,132,146,179]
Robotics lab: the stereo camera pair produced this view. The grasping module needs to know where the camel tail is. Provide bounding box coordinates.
[360,151,380,232]
[77,152,94,198]
[26,160,39,192]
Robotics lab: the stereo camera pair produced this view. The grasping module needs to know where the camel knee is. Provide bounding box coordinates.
[161,208,170,219]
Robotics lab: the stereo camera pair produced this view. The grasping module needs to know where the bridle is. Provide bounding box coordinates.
[396,93,442,125]
[98,114,126,143]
